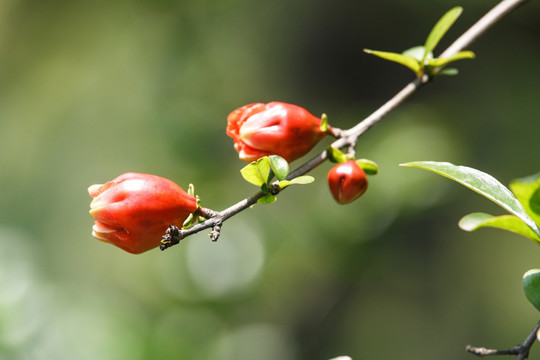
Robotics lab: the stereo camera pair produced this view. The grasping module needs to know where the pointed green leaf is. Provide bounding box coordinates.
[364,49,422,76]
[257,194,277,204]
[187,183,195,197]
[182,213,195,229]
[427,50,475,68]
[401,161,540,237]
[424,7,463,58]
[320,113,329,133]
[459,212,540,242]
[437,68,459,76]
[240,162,264,186]
[510,172,540,226]
[402,46,431,62]
[356,159,379,175]
[256,157,271,184]
[326,146,349,164]
[269,155,289,181]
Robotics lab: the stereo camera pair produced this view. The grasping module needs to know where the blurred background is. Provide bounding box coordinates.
[0,0,539,359]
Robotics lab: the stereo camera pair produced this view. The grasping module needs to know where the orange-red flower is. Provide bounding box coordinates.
[88,173,198,254]
[226,102,327,163]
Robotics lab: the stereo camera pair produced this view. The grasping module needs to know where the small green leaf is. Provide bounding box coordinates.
[291,175,314,184]
[326,146,348,163]
[427,50,476,68]
[510,172,540,226]
[278,176,315,190]
[401,161,540,237]
[320,113,329,133]
[269,155,289,181]
[257,194,277,204]
[459,213,540,242]
[523,269,540,311]
[424,6,463,58]
[240,162,265,186]
[437,68,459,76]
[278,180,294,189]
[256,157,271,184]
[356,159,379,175]
[364,49,422,76]
[182,213,195,229]
[402,46,431,62]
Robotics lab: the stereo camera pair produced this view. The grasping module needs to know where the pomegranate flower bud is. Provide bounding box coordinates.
[88,172,198,254]
[226,101,328,163]
[327,161,368,204]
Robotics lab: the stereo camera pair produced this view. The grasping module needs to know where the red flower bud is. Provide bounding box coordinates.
[88,172,198,254]
[226,101,327,163]
[327,161,368,204]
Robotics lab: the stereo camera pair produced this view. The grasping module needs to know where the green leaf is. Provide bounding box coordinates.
[364,49,422,76]
[256,157,271,184]
[459,213,540,242]
[290,175,314,184]
[427,50,476,68]
[523,269,540,311]
[326,146,349,163]
[510,172,540,226]
[402,46,431,62]
[401,161,540,237]
[278,175,315,190]
[269,155,289,181]
[424,6,463,58]
[240,162,265,186]
[187,183,195,197]
[437,68,459,76]
[182,213,195,229]
[257,194,277,204]
[356,159,379,175]
[320,113,329,133]
[277,180,293,188]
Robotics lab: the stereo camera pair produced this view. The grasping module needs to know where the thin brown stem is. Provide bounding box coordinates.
[466,320,540,359]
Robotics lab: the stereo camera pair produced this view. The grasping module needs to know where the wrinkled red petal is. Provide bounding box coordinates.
[226,102,326,163]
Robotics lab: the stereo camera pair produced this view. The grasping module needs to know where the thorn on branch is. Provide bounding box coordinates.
[160,225,183,251]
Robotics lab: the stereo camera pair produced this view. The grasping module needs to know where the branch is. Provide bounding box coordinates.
[466,320,540,359]
[439,0,528,59]
[160,0,528,250]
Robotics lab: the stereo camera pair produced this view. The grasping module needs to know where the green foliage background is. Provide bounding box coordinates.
[0,0,539,359]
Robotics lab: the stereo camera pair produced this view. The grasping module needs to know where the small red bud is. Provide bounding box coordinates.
[226,101,327,163]
[327,161,368,204]
[88,172,198,254]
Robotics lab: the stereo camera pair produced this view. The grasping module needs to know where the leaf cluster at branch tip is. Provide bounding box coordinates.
[365,7,475,78]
